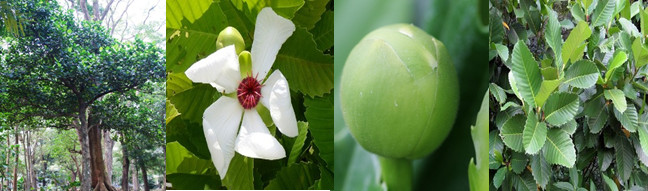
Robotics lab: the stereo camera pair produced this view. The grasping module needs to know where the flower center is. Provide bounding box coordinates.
[237,76,262,109]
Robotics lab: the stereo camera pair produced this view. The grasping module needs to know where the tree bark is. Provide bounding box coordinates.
[76,107,92,191]
[120,139,129,191]
[22,130,31,190]
[103,129,114,184]
[140,162,149,191]
[79,0,90,21]
[131,160,138,191]
[12,128,18,191]
[89,125,115,191]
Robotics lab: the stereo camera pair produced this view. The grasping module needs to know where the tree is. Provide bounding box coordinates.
[0,1,164,190]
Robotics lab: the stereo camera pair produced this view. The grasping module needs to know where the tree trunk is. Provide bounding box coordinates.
[23,130,31,190]
[120,140,129,191]
[131,161,138,191]
[140,162,149,191]
[103,129,114,184]
[89,125,114,191]
[12,128,18,191]
[77,107,92,191]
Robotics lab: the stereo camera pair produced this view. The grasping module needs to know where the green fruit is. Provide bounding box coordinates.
[340,24,459,159]
[216,26,245,55]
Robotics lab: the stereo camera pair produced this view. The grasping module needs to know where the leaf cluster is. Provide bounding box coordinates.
[490,0,648,190]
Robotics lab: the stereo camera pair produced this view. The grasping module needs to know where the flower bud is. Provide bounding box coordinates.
[216,26,245,55]
[340,24,459,159]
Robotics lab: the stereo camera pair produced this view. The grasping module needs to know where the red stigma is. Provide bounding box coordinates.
[237,74,262,109]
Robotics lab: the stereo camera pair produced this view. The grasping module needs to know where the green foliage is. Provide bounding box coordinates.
[490,0,648,190]
[165,0,333,189]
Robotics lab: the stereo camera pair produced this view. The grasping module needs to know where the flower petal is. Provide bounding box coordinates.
[235,109,286,160]
[202,96,243,179]
[185,45,241,93]
[261,70,298,137]
[251,7,295,79]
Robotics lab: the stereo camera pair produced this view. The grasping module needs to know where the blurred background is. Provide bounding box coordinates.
[333,0,489,190]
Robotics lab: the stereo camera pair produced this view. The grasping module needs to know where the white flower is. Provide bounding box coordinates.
[184,7,297,180]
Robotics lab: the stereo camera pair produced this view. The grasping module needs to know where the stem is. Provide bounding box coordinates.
[379,156,413,191]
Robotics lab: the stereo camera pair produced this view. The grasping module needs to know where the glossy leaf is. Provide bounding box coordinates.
[632,38,648,68]
[501,115,526,152]
[604,88,627,113]
[604,51,628,83]
[545,8,562,64]
[561,21,592,67]
[591,0,616,27]
[543,128,576,168]
[543,92,580,126]
[523,112,547,154]
[564,60,599,89]
[530,153,551,189]
[613,105,638,132]
[512,41,542,107]
[615,136,634,182]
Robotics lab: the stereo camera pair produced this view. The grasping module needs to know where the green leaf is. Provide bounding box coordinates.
[641,7,648,39]
[632,38,648,68]
[545,8,563,64]
[564,60,599,88]
[591,0,616,27]
[535,78,562,107]
[543,128,576,168]
[222,153,254,189]
[494,43,509,62]
[274,27,334,97]
[166,0,214,29]
[637,114,648,161]
[489,83,507,105]
[311,10,334,51]
[166,173,222,190]
[602,173,619,191]
[561,120,578,135]
[166,100,181,125]
[561,21,592,67]
[541,67,559,80]
[166,72,194,97]
[490,9,505,43]
[604,51,628,83]
[543,92,580,126]
[304,94,333,169]
[604,88,626,113]
[166,142,221,189]
[523,112,547,154]
[571,3,586,23]
[615,136,635,182]
[530,153,551,189]
[520,0,541,33]
[493,167,507,189]
[287,122,309,165]
[292,0,329,30]
[501,115,526,152]
[265,162,319,189]
[510,171,536,191]
[583,97,609,134]
[618,18,640,37]
[166,141,213,175]
[613,105,638,132]
[168,84,219,124]
[512,41,542,107]
[554,182,574,190]
[334,129,381,191]
[511,152,527,174]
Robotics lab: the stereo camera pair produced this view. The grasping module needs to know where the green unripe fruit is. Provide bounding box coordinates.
[216,26,245,55]
[340,24,459,159]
